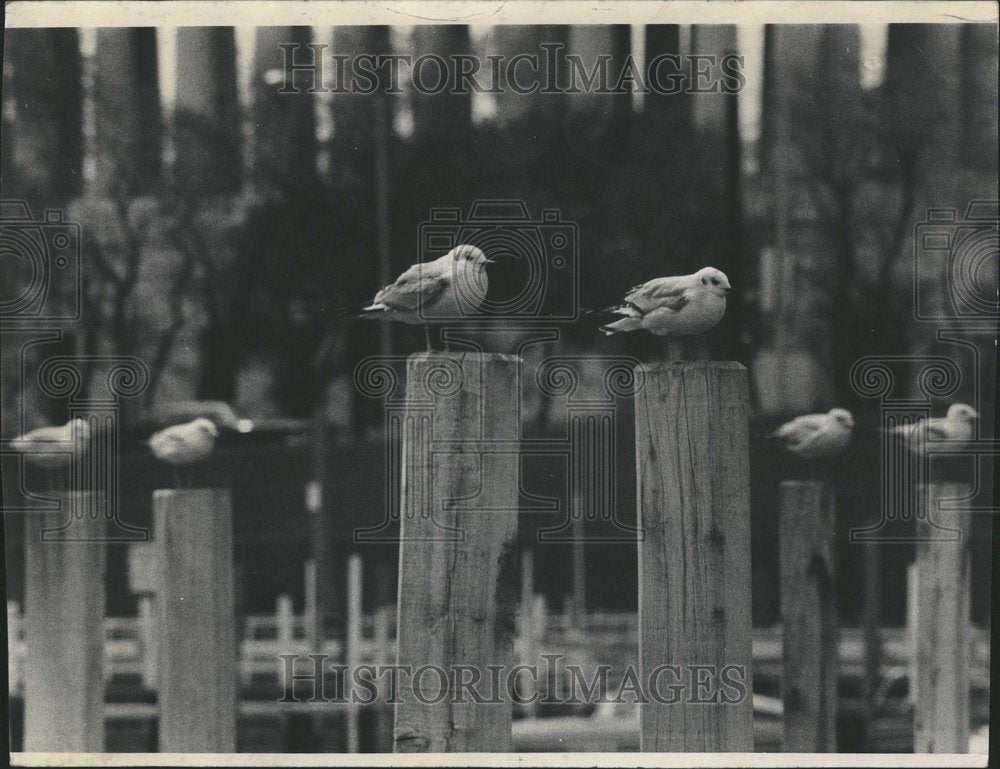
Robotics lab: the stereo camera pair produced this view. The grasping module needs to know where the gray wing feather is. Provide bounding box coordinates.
[374,263,449,311]
[624,277,690,314]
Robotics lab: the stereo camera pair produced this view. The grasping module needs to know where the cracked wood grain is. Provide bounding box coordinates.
[394,353,520,752]
[634,362,753,751]
[779,480,837,751]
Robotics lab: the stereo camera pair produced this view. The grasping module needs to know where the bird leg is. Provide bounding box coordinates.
[666,337,689,363]
[424,325,432,353]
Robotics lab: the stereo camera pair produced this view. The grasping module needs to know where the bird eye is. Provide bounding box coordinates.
[711,278,719,285]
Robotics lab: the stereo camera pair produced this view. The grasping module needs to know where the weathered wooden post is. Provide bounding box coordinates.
[634,361,753,751]
[779,480,837,751]
[346,553,363,753]
[154,488,237,751]
[23,495,106,752]
[913,483,971,753]
[906,561,919,706]
[393,352,520,752]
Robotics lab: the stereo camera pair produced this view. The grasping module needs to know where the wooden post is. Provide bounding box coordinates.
[174,27,241,195]
[154,488,236,752]
[138,596,158,691]
[304,559,319,651]
[373,604,395,752]
[276,594,294,645]
[346,553,363,753]
[907,561,919,706]
[394,353,520,752]
[634,362,753,751]
[779,480,837,751]
[23,495,106,751]
[93,28,162,194]
[913,483,971,753]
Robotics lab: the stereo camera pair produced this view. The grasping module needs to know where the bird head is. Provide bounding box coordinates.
[450,244,494,267]
[829,408,855,429]
[696,267,732,297]
[192,417,220,438]
[947,403,978,422]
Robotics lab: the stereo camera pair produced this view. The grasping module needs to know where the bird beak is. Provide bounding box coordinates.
[723,286,733,294]
[484,258,497,265]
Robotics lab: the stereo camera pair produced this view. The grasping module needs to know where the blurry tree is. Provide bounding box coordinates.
[2,29,83,433]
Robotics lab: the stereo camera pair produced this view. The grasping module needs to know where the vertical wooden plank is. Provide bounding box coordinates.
[394,353,520,752]
[569,510,586,629]
[959,24,999,170]
[23,493,105,752]
[4,29,84,203]
[276,594,294,645]
[635,362,753,751]
[907,562,919,707]
[174,27,241,195]
[779,480,838,751]
[346,553,363,753]
[304,559,319,650]
[372,604,395,752]
[138,596,158,692]
[93,28,162,194]
[154,488,236,752]
[252,27,316,185]
[275,594,293,691]
[913,483,971,753]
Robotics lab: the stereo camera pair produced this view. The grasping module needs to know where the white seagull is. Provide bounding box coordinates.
[360,244,495,349]
[148,418,219,465]
[770,408,855,459]
[10,418,90,468]
[890,403,978,455]
[600,267,731,337]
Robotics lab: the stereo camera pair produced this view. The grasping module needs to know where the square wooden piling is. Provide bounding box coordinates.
[634,361,754,752]
[393,352,521,753]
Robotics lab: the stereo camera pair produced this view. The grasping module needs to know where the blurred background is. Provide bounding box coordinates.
[2,22,997,752]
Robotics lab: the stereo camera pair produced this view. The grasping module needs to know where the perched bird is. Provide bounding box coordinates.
[890,403,978,455]
[148,418,219,466]
[769,408,855,459]
[600,267,731,337]
[359,244,495,350]
[10,418,90,468]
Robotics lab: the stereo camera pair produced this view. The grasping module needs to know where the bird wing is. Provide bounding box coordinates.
[775,414,826,442]
[623,277,691,314]
[923,419,952,442]
[372,262,450,311]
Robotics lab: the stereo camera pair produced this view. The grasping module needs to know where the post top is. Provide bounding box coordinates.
[634,360,747,373]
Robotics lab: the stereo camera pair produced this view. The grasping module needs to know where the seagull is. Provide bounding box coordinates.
[10,418,90,469]
[600,267,731,338]
[359,244,495,350]
[148,418,219,466]
[890,403,978,455]
[769,408,855,459]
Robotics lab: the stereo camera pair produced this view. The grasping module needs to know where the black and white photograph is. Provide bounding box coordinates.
[1,1,997,764]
